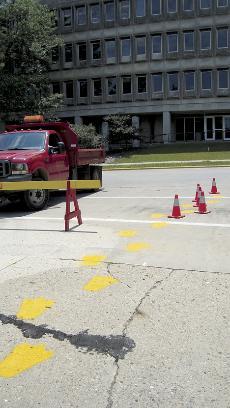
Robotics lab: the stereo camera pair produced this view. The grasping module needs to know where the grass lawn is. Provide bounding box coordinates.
[112,142,230,164]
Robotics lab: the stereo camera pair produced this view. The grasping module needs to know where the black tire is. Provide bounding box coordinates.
[22,178,49,211]
[91,166,102,190]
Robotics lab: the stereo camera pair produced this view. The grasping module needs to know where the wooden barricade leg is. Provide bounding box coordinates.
[64,181,82,231]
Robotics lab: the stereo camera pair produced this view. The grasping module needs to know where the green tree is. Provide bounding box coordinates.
[72,123,102,148]
[0,0,63,121]
[105,114,135,149]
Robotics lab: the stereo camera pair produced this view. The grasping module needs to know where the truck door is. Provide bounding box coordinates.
[48,133,69,180]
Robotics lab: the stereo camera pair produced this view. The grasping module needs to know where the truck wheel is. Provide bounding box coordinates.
[91,166,102,190]
[22,179,49,211]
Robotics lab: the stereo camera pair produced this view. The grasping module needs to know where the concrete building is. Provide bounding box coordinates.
[44,0,230,145]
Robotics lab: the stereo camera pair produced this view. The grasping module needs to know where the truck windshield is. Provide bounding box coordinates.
[0,131,46,150]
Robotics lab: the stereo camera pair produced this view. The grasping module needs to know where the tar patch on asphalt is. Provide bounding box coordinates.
[0,314,135,361]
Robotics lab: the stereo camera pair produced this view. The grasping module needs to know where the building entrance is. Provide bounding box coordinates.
[204,116,230,141]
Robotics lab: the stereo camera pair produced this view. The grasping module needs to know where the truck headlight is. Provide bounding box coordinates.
[11,163,29,175]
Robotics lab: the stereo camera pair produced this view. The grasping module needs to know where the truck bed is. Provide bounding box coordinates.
[77,148,105,166]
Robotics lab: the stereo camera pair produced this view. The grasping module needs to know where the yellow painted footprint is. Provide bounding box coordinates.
[126,242,151,252]
[118,230,137,238]
[81,254,106,266]
[0,344,53,378]
[83,276,119,292]
[17,297,54,320]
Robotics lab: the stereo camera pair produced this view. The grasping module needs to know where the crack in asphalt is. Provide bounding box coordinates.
[0,314,135,360]
[106,270,173,408]
[60,258,229,276]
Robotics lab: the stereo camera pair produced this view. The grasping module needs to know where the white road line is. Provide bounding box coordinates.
[82,196,229,199]
[1,216,230,228]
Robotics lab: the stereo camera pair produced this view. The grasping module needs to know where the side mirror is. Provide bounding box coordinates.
[58,141,66,153]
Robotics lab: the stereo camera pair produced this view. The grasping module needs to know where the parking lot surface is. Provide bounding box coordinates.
[0,167,229,408]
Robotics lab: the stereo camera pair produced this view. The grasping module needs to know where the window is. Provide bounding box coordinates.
[51,47,59,64]
[63,8,72,26]
[120,0,130,19]
[135,0,145,17]
[184,31,194,51]
[201,70,212,89]
[64,44,73,63]
[151,0,161,15]
[105,1,115,21]
[167,0,177,13]
[200,30,211,50]
[78,43,86,61]
[183,0,193,10]
[105,39,116,61]
[152,35,162,54]
[184,71,195,90]
[91,4,100,23]
[218,0,228,6]
[136,37,146,57]
[167,33,178,52]
[78,80,88,97]
[137,75,147,93]
[217,28,228,48]
[107,78,117,95]
[92,41,101,60]
[200,0,211,9]
[151,73,163,92]
[53,9,58,27]
[168,72,179,91]
[52,82,60,94]
[76,6,86,25]
[65,81,73,98]
[93,79,102,96]
[121,38,131,57]
[218,69,229,89]
[122,76,132,94]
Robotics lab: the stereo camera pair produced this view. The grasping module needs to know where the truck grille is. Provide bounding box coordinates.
[0,160,11,178]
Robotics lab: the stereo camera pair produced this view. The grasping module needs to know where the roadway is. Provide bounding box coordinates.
[0,167,229,407]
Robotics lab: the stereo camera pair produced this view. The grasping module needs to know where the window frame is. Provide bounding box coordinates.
[217,28,229,49]
[183,0,194,11]
[184,31,195,51]
[151,73,163,93]
[201,70,212,90]
[90,3,101,24]
[62,8,72,27]
[200,29,212,50]
[76,5,86,25]
[119,0,130,19]
[78,79,88,98]
[137,75,147,93]
[122,76,132,94]
[152,34,162,55]
[93,78,102,97]
[184,71,195,91]
[104,1,115,21]
[107,77,117,96]
[200,0,211,9]
[105,39,116,63]
[135,0,146,17]
[91,41,102,60]
[151,0,161,15]
[218,69,229,89]
[167,0,177,13]
[167,32,178,53]
[168,72,179,92]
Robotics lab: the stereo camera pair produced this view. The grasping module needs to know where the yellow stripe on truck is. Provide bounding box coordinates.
[0,180,101,191]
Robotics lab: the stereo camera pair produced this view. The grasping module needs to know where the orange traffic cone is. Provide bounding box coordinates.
[195,191,211,214]
[209,178,220,194]
[193,186,202,207]
[168,194,185,219]
[192,184,200,202]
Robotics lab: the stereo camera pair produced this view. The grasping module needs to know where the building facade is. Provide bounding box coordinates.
[44,0,230,144]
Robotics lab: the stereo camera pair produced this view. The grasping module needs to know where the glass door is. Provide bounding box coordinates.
[205,117,214,140]
[224,117,230,140]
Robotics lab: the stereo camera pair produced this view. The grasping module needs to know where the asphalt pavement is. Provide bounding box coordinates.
[0,167,229,408]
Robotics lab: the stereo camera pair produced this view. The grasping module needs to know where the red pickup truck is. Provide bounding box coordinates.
[0,116,105,210]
